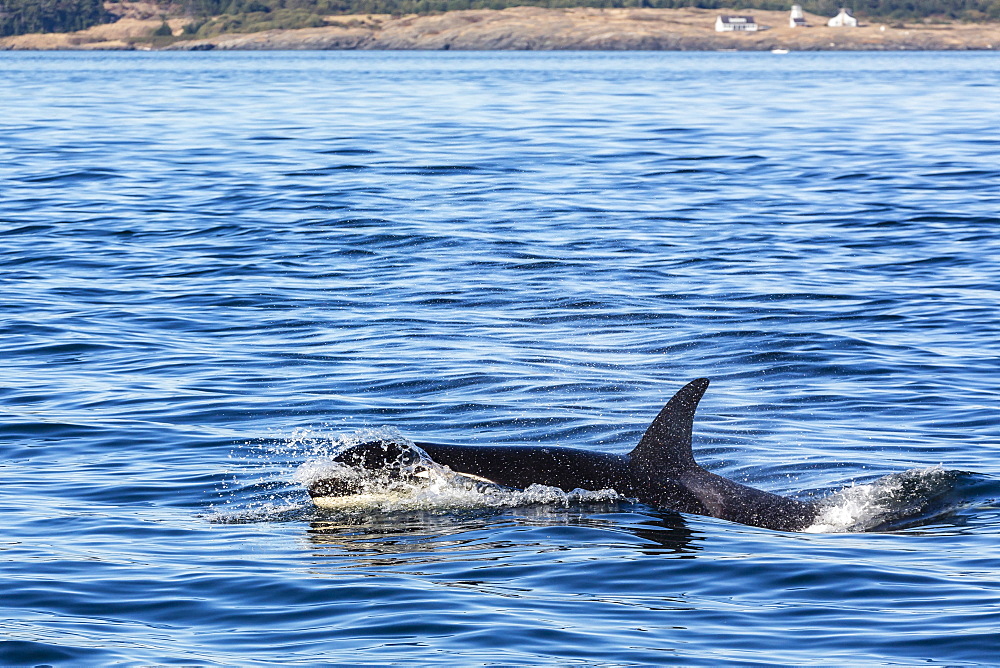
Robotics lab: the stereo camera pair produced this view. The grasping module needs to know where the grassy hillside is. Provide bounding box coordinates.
[181,0,1000,38]
[2,0,997,39]
[179,0,1000,23]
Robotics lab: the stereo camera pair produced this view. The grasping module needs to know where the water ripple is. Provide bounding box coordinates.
[1,50,998,666]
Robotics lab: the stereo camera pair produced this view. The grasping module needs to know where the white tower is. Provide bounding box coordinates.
[789,4,807,27]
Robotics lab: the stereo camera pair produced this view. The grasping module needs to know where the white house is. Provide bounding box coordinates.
[789,4,808,27]
[828,8,858,26]
[716,15,759,32]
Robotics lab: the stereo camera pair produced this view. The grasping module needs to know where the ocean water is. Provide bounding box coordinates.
[1,50,999,665]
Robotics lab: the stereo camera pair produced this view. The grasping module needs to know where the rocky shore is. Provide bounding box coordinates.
[3,7,999,52]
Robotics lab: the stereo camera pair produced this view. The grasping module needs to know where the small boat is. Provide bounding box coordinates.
[771,48,790,54]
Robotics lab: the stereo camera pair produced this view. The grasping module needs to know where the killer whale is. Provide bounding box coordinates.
[307,378,819,531]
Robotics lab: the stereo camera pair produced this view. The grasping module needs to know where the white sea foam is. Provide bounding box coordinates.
[805,466,958,533]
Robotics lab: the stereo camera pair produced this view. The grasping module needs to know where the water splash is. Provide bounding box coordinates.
[212,428,625,523]
[806,466,971,533]
[204,425,400,523]
[296,432,624,515]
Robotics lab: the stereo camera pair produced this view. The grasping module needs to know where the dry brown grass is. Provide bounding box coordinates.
[3,7,999,51]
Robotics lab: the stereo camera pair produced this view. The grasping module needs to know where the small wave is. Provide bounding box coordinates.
[23,169,121,184]
[806,467,972,533]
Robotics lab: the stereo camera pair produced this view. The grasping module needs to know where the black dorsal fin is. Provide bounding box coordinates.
[629,378,710,471]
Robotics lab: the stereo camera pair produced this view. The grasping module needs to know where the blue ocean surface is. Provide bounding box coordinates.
[1,50,999,665]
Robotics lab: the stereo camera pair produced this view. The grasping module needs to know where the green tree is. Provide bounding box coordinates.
[0,0,110,36]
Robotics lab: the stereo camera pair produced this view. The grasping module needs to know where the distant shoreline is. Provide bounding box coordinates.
[3,7,999,52]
